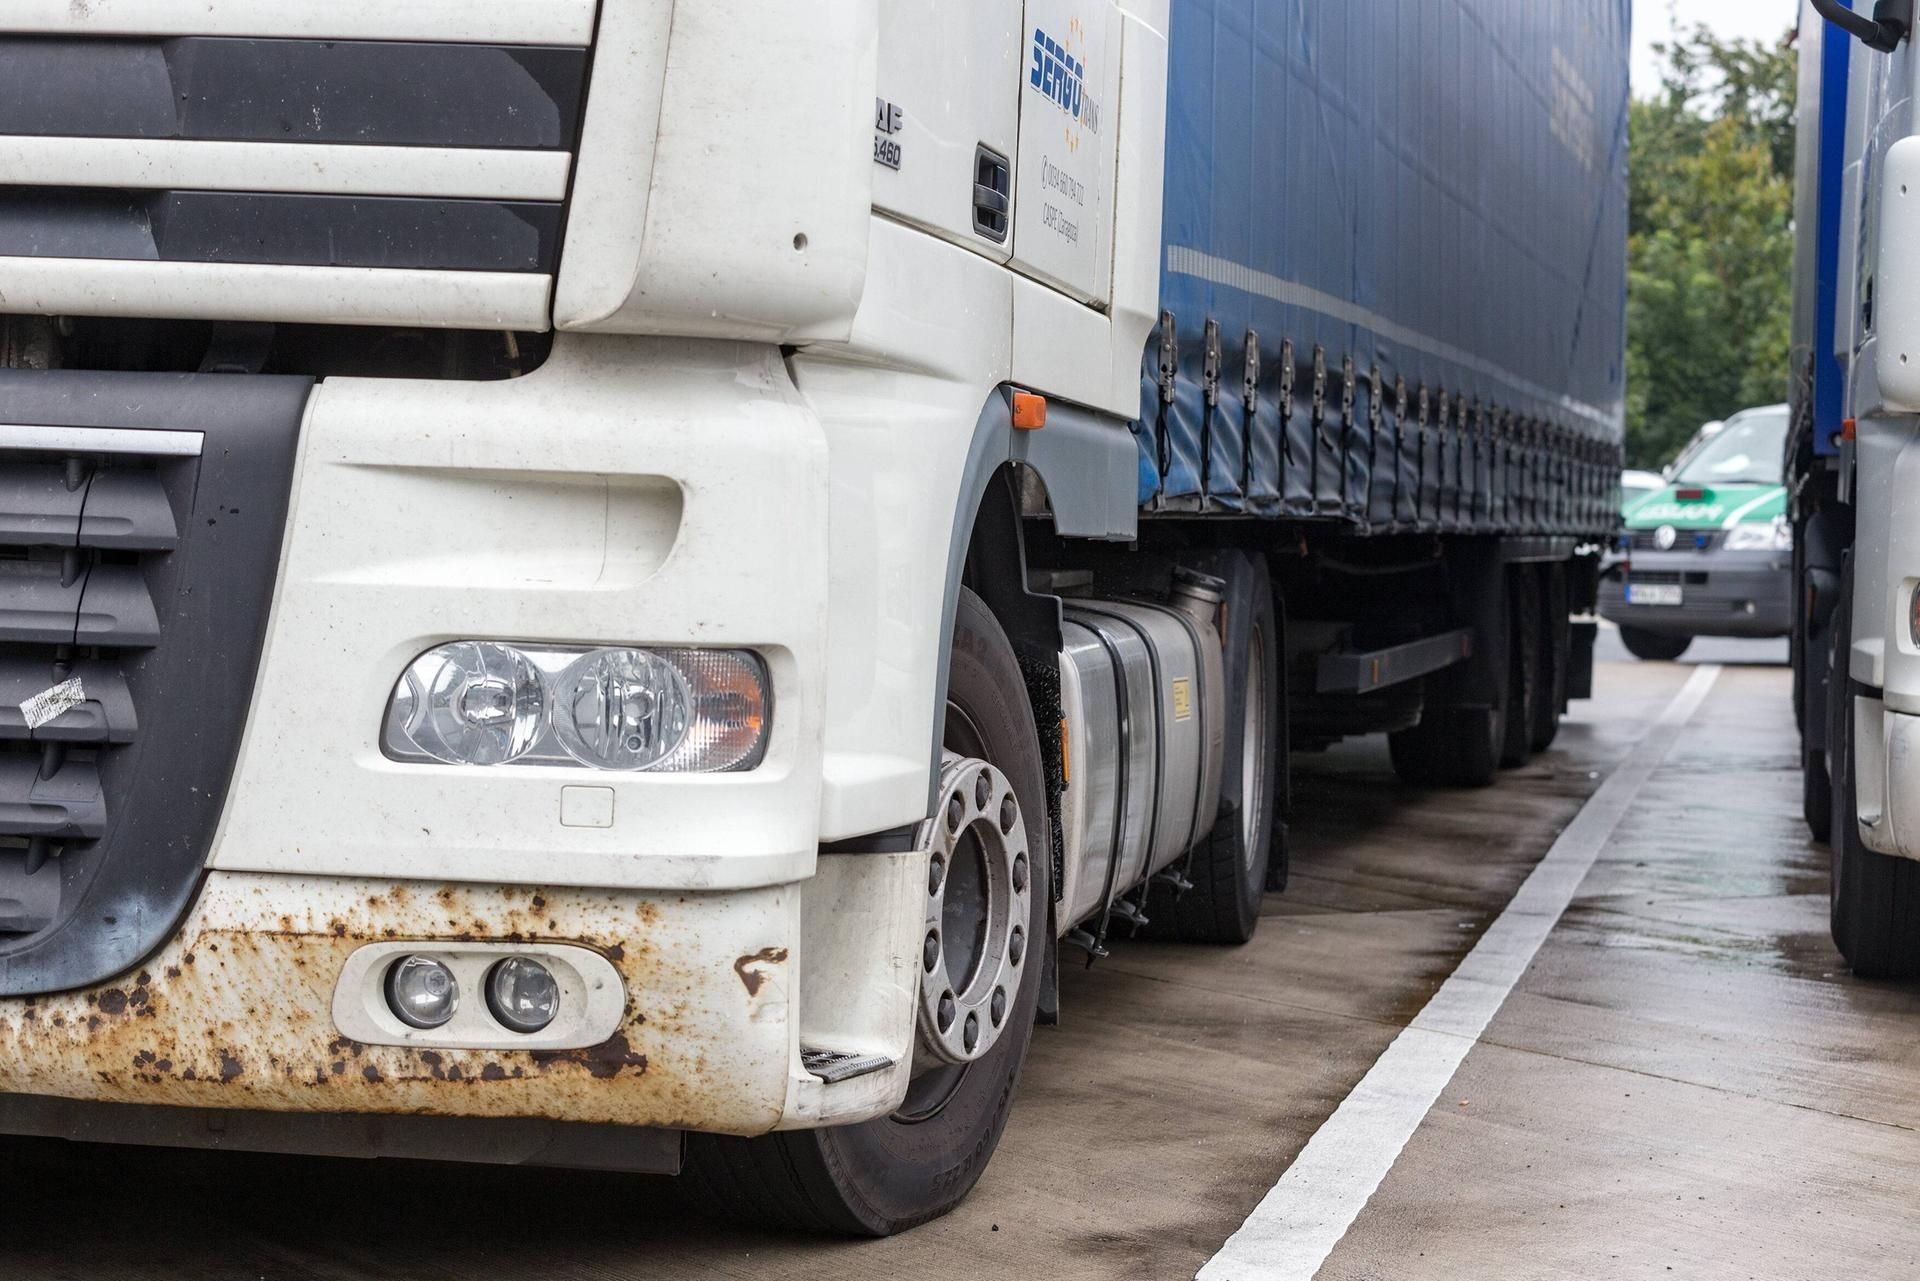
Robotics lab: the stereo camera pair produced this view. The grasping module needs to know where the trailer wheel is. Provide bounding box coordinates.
[1501,565,1541,769]
[1530,565,1570,753]
[1824,563,1920,977]
[1146,551,1282,942]
[1389,562,1508,789]
[684,589,1047,1235]
[1618,625,1692,663]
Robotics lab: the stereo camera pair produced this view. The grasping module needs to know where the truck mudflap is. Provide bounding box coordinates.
[0,871,802,1137]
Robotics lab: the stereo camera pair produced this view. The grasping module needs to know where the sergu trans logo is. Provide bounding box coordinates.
[1029,23,1102,147]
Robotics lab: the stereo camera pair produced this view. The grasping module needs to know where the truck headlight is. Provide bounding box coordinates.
[1724,516,1793,552]
[389,642,546,766]
[383,644,769,772]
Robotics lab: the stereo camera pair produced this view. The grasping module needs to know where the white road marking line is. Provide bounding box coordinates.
[1197,663,1724,1281]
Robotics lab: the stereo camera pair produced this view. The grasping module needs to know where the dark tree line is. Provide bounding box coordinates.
[1627,22,1796,469]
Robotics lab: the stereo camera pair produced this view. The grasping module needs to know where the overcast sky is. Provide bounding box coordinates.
[1633,0,1801,93]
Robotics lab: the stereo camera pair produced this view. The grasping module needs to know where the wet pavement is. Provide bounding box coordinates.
[1316,660,1920,1280]
[4,651,1912,1281]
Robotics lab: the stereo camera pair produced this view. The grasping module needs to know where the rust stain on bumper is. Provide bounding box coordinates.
[0,872,796,1136]
[732,947,788,997]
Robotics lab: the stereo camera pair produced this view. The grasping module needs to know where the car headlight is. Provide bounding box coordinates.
[382,644,770,772]
[1724,516,1793,552]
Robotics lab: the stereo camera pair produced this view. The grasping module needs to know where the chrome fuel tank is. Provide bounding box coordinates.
[1059,596,1226,931]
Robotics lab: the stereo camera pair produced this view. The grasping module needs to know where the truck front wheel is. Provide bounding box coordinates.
[685,588,1048,1235]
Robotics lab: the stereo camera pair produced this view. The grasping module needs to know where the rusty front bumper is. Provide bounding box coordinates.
[0,871,799,1137]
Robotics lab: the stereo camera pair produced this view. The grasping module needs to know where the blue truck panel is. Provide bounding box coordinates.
[1813,20,1851,457]
[1136,0,1631,534]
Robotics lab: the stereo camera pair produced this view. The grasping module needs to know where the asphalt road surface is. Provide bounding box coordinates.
[5,649,1912,1281]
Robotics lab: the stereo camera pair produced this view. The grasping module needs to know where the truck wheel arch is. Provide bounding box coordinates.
[926,387,1138,813]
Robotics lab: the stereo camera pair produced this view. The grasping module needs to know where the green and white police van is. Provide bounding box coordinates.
[1601,405,1793,661]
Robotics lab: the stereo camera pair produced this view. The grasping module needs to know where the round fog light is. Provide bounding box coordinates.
[486,957,560,1034]
[385,955,458,1029]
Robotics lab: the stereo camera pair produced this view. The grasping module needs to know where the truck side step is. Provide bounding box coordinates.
[799,1049,895,1085]
[1316,628,1475,696]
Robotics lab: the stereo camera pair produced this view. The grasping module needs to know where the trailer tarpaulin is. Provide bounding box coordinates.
[1137,0,1630,536]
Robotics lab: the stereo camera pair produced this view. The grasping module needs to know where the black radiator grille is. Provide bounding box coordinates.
[0,371,308,997]
[0,457,176,884]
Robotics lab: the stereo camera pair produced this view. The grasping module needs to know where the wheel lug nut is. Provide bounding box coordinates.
[1009,926,1025,966]
[991,987,1007,1026]
[946,795,964,833]
[928,854,945,895]
[938,993,956,1031]
[963,1011,980,1051]
[923,931,940,973]
[1000,795,1018,834]
[1012,853,1028,893]
[974,771,992,809]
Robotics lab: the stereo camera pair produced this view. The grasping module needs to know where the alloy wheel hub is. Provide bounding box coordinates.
[914,753,1031,1066]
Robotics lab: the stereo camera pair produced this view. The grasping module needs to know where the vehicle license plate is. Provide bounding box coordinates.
[1628,583,1683,606]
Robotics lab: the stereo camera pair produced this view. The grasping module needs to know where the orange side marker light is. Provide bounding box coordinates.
[1012,392,1048,431]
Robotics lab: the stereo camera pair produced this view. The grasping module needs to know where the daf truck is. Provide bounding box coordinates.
[0,0,1627,1234]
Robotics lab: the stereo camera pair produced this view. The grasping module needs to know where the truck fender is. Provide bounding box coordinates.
[927,387,1139,814]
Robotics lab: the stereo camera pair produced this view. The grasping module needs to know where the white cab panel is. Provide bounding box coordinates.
[211,337,831,891]
[0,258,550,331]
[1876,137,1920,409]
[1012,274,1114,410]
[555,0,876,342]
[873,0,1024,263]
[1012,0,1123,306]
[0,0,595,43]
[0,138,570,201]
[790,219,1015,841]
[1106,7,1171,413]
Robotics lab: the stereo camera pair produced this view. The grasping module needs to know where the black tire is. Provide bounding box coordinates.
[1792,524,1809,739]
[1804,746,1832,844]
[1390,682,1506,790]
[1530,565,1570,753]
[1145,551,1282,943]
[1618,625,1692,663]
[1390,560,1508,789]
[684,589,1048,1235]
[1827,566,1920,979]
[1390,696,1502,789]
[1388,707,1449,787]
[1501,565,1541,769]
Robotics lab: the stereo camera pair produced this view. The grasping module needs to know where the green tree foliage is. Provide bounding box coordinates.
[1627,22,1796,469]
